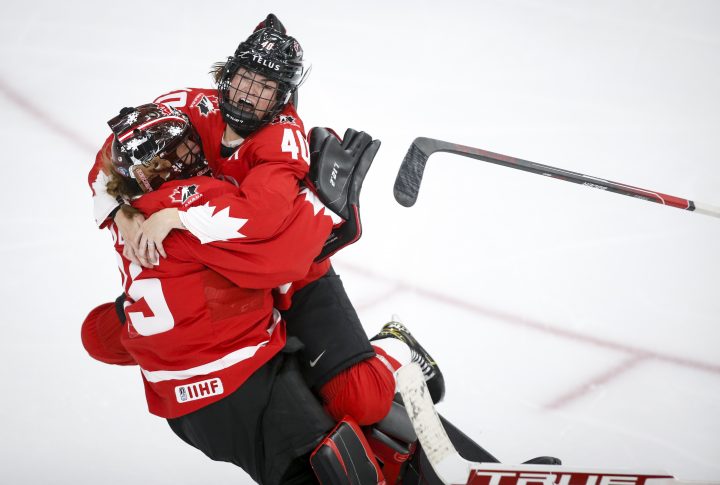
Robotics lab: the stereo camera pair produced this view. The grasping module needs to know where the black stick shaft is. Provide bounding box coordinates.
[394,137,719,218]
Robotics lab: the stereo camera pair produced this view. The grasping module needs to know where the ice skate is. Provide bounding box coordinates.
[371,318,445,403]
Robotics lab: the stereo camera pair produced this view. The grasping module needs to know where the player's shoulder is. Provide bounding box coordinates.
[272,104,305,132]
[152,88,219,113]
[248,105,306,146]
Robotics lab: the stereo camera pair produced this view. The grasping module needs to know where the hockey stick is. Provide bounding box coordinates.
[396,363,714,485]
[394,137,720,218]
[396,363,474,484]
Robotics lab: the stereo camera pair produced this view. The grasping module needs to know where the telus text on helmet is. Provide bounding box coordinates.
[251,55,281,71]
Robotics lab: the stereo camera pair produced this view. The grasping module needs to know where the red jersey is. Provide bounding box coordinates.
[89,88,310,233]
[111,176,335,418]
[153,88,334,306]
[88,87,336,308]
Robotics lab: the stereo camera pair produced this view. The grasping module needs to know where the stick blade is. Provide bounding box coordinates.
[394,138,433,207]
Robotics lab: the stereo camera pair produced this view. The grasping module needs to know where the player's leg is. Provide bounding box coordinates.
[281,265,376,390]
[166,354,281,482]
[167,347,335,484]
[282,266,446,425]
[281,266,401,425]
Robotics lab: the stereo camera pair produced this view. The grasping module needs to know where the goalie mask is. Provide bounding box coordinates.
[107,104,210,193]
[217,15,309,136]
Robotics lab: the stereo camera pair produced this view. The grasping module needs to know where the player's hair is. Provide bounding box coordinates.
[102,144,143,218]
[210,62,225,84]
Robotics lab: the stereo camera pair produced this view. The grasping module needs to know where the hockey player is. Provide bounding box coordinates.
[84,102,453,484]
[86,12,445,432]
[85,103,343,483]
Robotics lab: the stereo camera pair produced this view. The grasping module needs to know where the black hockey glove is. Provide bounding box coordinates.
[306,127,381,262]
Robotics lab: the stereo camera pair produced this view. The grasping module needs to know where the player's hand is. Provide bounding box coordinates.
[135,208,184,264]
[114,209,150,267]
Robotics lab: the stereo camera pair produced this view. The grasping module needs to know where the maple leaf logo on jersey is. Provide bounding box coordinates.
[191,94,218,117]
[182,203,248,243]
[169,184,202,206]
[271,114,298,126]
[299,187,343,224]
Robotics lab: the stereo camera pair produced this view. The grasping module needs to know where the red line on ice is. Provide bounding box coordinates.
[337,261,720,377]
[0,78,97,153]
[355,285,406,313]
[8,74,716,379]
[544,354,649,410]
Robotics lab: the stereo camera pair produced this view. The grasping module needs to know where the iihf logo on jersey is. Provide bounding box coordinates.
[170,184,202,206]
[175,378,224,403]
[271,114,298,126]
[190,93,218,117]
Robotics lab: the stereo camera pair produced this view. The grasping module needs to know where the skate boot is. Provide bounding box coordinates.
[371,319,445,403]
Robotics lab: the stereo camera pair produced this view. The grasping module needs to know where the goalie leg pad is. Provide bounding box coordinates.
[310,417,384,485]
[366,404,418,484]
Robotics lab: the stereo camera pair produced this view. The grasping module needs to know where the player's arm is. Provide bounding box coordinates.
[81,295,136,366]
[180,161,304,241]
[189,121,313,240]
[136,162,305,258]
[88,135,123,227]
[138,124,311,255]
[174,191,336,289]
[89,136,150,266]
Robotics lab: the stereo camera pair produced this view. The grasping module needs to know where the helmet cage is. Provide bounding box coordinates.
[108,104,210,193]
[218,28,308,135]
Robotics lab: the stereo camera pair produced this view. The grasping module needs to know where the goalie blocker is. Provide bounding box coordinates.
[306,127,380,262]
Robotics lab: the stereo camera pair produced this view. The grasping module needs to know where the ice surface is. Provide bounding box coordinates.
[1,1,718,483]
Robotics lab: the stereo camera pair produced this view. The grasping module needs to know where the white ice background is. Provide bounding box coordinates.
[1,1,719,483]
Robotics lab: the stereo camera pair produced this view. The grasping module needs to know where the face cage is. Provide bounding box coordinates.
[160,129,210,181]
[115,128,210,193]
[218,59,293,136]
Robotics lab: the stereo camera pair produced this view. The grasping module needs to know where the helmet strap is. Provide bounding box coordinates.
[131,165,155,193]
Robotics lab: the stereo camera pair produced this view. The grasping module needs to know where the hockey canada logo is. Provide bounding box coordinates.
[170,184,202,206]
[175,378,224,403]
[271,114,298,126]
[190,94,218,117]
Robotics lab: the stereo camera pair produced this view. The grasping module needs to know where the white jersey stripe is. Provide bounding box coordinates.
[141,340,269,383]
[140,310,282,383]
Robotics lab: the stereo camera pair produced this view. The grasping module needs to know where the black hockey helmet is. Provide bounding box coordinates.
[253,13,286,35]
[107,103,210,193]
[217,13,309,136]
